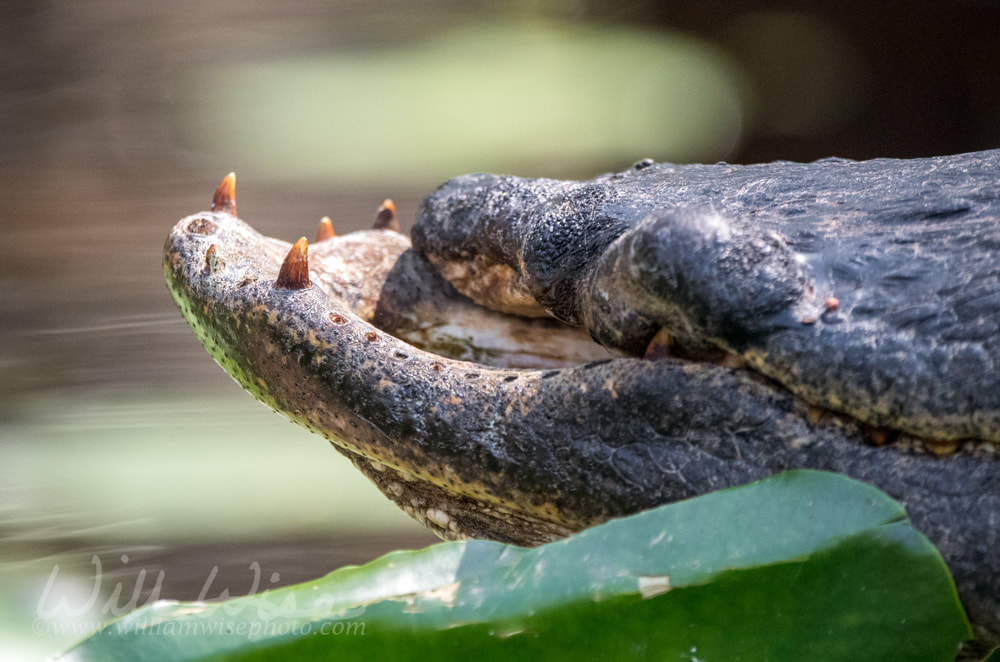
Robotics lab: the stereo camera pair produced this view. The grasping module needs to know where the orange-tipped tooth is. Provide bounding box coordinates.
[212,172,237,216]
[315,216,336,242]
[275,237,311,290]
[373,198,400,232]
[643,327,673,360]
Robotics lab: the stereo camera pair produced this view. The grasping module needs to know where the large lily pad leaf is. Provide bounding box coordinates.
[58,470,970,661]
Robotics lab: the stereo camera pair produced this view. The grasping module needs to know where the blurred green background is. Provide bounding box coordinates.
[1,2,998,659]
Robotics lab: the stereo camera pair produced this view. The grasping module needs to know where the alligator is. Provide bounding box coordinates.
[164,150,1000,645]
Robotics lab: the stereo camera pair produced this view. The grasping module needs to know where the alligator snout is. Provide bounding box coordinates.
[166,156,1000,644]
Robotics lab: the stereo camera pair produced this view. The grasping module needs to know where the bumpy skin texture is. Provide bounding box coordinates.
[414,151,1000,441]
[165,152,1000,645]
[308,230,608,369]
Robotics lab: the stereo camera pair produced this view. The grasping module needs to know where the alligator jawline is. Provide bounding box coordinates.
[164,170,1000,647]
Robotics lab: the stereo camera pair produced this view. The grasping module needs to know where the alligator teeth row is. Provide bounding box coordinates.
[209,172,400,291]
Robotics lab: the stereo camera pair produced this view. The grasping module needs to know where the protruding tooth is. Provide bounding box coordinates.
[275,237,311,289]
[373,198,400,232]
[212,172,237,216]
[315,216,336,242]
[643,327,673,360]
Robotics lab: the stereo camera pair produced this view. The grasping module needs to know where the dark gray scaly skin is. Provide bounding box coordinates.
[413,150,1000,442]
[164,152,1000,645]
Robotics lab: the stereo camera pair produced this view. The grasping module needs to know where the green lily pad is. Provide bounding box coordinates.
[58,470,971,661]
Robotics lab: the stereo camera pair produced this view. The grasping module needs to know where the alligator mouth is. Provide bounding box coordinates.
[182,172,998,446]
[167,170,999,543]
[165,173,1000,497]
[164,167,1000,643]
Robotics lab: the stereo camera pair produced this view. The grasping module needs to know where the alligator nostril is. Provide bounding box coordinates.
[186,217,218,235]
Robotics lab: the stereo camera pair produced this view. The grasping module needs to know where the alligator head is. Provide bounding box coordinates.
[165,153,1000,643]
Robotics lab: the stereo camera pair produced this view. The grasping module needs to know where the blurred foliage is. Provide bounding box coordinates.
[184,20,742,186]
[0,390,431,661]
[0,390,423,542]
